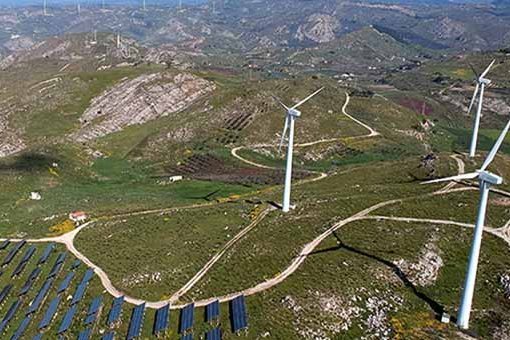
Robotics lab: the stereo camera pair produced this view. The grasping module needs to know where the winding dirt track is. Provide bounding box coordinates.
[4,92,510,310]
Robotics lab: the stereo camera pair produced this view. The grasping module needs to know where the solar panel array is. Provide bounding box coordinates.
[102,331,115,340]
[206,300,220,323]
[78,328,92,340]
[38,296,61,329]
[2,241,26,267]
[0,299,21,332]
[19,267,41,296]
[153,304,170,335]
[37,244,54,265]
[0,284,12,305]
[27,278,54,314]
[84,296,102,325]
[0,240,9,250]
[179,303,195,334]
[57,304,77,334]
[56,272,75,294]
[71,269,94,305]
[205,327,221,340]
[181,334,193,340]
[11,315,32,340]
[230,295,248,333]
[107,296,124,326]
[127,303,146,340]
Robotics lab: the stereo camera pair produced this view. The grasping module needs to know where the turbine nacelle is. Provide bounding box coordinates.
[478,77,491,86]
[287,108,301,118]
[478,171,503,185]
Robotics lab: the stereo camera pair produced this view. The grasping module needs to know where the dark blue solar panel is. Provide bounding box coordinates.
[71,269,95,305]
[37,244,54,265]
[153,304,169,335]
[205,327,221,340]
[57,304,77,334]
[32,334,42,340]
[127,303,145,340]
[2,240,25,266]
[47,261,64,279]
[102,331,115,340]
[85,296,102,325]
[10,315,32,340]
[71,259,81,270]
[82,268,94,283]
[0,284,12,305]
[11,260,29,277]
[78,328,92,340]
[107,296,124,326]
[55,252,67,264]
[230,295,248,332]
[205,300,220,322]
[19,245,36,263]
[0,299,22,332]
[181,334,193,340]
[56,272,75,294]
[19,267,42,295]
[27,278,54,315]
[38,296,61,329]
[179,303,194,334]
[0,240,9,250]
[87,296,102,316]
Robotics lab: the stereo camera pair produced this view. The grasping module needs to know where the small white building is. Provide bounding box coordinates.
[30,192,42,200]
[169,175,183,183]
[69,211,88,223]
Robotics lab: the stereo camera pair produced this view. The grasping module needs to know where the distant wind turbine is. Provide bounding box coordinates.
[467,59,496,158]
[424,118,510,329]
[275,87,324,213]
[43,0,47,15]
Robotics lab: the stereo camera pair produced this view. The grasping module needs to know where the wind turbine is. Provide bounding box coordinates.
[467,59,496,158]
[275,87,324,213]
[423,118,510,329]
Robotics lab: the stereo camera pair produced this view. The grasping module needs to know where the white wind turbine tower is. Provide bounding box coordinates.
[43,0,47,15]
[275,87,324,213]
[467,59,496,158]
[424,118,510,329]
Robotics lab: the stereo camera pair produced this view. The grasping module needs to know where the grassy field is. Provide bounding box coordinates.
[74,202,254,301]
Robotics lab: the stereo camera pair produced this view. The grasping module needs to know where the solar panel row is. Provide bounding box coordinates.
[10,315,32,340]
[71,269,95,305]
[102,331,115,340]
[127,303,145,340]
[32,334,42,340]
[205,300,220,323]
[11,260,29,278]
[0,299,21,332]
[71,259,81,270]
[0,240,9,250]
[153,304,170,335]
[19,267,42,296]
[2,241,26,267]
[85,296,103,325]
[205,327,221,340]
[107,296,124,326]
[78,328,92,340]
[56,272,75,294]
[179,303,195,334]
[0,284,12,305]
[37,244,55,265]
[19,245,36,263]
[57,304,77,334]
[47,261,64,279]
[27,278,54,315]
[55,252,67,265]
[230,295,248,333]
[181,334,193,340]
[38,296,61,329]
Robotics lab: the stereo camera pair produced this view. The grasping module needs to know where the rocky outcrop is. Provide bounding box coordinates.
[0,98,26,158]
[431,17,466,40]
[71,72,215,142]
[296,14,339,44]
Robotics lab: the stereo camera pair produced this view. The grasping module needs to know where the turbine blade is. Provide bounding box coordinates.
[480,118,510,171]
[422,172,479,184]
[480,59,496,79]
[467,83,479,115]
[291,87,324,110]
[468,62,480,79]
[278,115,289,153]
[272,96,289,111]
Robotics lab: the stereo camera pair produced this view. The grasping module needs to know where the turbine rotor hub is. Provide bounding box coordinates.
[479,171,503,185]
[287,108,301,118]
